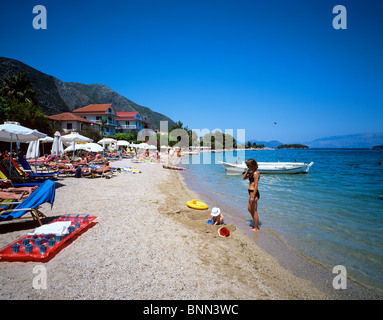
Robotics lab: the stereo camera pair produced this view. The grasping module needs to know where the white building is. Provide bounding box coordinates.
[72,104,118,135]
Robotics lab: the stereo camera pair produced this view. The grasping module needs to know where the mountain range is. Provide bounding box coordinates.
[304,132,383,149]
[248,140,284,148]
[1,58,382,148]
[0,57,175,130]
[249,132,383,149]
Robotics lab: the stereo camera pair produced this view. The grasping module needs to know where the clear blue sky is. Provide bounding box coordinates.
[1,0,382,143]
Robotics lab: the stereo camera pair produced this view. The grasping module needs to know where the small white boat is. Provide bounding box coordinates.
[218,161,314,175]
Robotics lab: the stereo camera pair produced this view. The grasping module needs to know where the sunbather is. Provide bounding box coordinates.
[0,189,30,200]
[94,161,113,174]
[1,186,38,195]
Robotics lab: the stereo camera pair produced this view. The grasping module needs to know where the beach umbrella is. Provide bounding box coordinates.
[97,138,117,145]
[39,136,54,155]
[0,121,46,143]
[64,144,88,153]
[64,142,103,153]
[148,145,157,150]
[137,143,149,149]
[39,136,54,143]
[61,132,92,159]
[26,140,40,173]
[97,138,117,156]
[84,143,104,153]
[51,131,64,170]
[26,140,40,159]
[51,131,64,157]
[117,140,130,146]
[62,132,93,146]
[0,121,46,176]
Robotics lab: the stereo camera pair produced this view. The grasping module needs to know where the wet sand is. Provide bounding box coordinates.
[0,159,329,299]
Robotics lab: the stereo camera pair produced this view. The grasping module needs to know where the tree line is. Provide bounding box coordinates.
[0,73,238,150]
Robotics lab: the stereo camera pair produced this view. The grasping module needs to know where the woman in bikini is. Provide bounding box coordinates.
[243,158,260,231]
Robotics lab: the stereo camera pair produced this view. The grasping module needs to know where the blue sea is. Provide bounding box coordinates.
[180,149,383,297]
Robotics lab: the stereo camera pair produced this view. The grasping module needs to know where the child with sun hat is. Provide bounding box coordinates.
[211,207,224,225]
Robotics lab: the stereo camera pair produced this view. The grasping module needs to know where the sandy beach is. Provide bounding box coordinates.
[0,158,329,300]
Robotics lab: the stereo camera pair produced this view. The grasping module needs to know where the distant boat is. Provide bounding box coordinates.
[218,161,314,174]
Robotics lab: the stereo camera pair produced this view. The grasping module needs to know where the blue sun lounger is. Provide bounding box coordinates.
[18,156,59,179]
[0,179,56,225]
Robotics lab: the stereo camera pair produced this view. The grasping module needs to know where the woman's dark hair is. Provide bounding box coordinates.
[245,158,258,171]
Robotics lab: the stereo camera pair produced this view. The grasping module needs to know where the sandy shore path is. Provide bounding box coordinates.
[0,159,328,299]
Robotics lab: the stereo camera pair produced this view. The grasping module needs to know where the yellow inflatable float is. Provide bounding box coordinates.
[187,199,208,210]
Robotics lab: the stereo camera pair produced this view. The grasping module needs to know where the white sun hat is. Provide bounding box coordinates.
[211,207,221,217]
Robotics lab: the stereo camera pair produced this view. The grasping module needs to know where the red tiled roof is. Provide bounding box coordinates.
[116,111,139,117]
[47,113,99,125]
[116,112,140,120]
[119,117,136,121]
[73,104,112,114]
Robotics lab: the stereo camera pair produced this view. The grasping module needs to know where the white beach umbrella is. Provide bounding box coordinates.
[64,142,103,153]
[98,138,117,156]
[61,132,93,159]
[117,140,130,146]
[26,139,40,173]
[0,121,46,176]
[39,136,54,143]
[51,131,64,170]
[97,138,117,145]
[51,131,64,157]
[137,142,150,149]
[0,121,46,143]
[148,145,157,150]
[39,136,54,155]
[26,140,40,159]
[84,143,104,153]
[64,144,88,153]
[62,132,93,146]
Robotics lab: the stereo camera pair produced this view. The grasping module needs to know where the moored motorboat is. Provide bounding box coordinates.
[218,161,314,174]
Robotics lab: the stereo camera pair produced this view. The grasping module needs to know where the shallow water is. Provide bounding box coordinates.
[181,149,383,296]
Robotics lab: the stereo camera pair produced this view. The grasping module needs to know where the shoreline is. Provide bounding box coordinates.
[179,166,382,300]
[0,158,353,299]
[156,167,330,299]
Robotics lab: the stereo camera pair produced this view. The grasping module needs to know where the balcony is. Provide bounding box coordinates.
[94,120,118,126]
[117,125,137,130]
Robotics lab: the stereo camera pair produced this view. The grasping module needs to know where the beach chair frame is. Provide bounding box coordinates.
[0,205,47,225]
[0,179,55,226]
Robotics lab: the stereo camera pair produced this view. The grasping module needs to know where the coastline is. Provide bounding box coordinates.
[179,164,382,300]
[0,159,332,299]
[155,165,332,299]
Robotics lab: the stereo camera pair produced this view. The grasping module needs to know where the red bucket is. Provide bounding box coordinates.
[218,226,230,237]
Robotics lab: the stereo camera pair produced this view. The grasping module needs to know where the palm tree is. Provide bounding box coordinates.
[169,120,188,132]
[0,73,38,104]
[100,118,107,136]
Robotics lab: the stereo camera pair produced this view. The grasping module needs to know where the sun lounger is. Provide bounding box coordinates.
[18,156,59,177]
[0,162,44,188]
[0,179,56,225]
